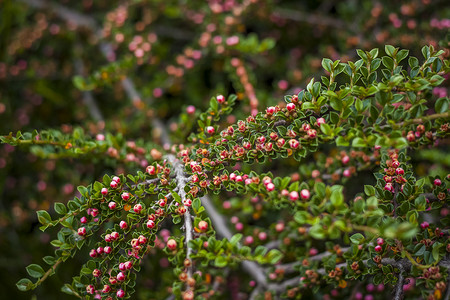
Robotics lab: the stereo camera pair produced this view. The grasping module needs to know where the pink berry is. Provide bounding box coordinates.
[275,222,284,232]
[102,285,111,293]
[111,231,119,240]
[266,106,276,114]
[309,248,318,256]
[341,155,350,164]
[216,95,225,103]
[78,227,86,236]
[343,169,351,177]
[110,181,118,189]
[266,182,275,192]
[289,191,299,201]
[119,221,127,229]
[147,220,155,229]
[229,173,237,181]
[289,139,299,149]
[317,117,326,126]
[80,216,87,224]
[133,203,143,213]
[198,220,208,231]
[96,247,104,254]
[119,263,126,271]
[377,238,384,245]
[90,208,99,217]
[245,235,254,244]
[206,126,215,134]
[108,201,116,210]
[300,189,310,200]
[420,221,429,229]
[434,179,442,186]
[121,192,130,201]
[395,168,404,175]
[235,222,244,231]
[92,269,101,277]
[86,284,95,295]
[89,249,97,258]
[124,261,133,269]
[374,245,382,252]
[116,289,125,298]
[167,239,177,250]
[186,105,196,114]
[104,246,112,254]
[286,103,296,111]
[258,232,267,240]
[117,272,126,281]
[101,188,108,195]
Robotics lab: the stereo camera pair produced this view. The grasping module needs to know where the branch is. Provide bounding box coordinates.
[393,265,405,300]
[201,195,270,288]
[273,7,346,29]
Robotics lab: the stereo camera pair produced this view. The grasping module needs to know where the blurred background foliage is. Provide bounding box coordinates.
[0,0,449,299]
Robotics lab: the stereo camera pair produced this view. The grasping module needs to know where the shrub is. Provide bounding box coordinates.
[1,1,449,300]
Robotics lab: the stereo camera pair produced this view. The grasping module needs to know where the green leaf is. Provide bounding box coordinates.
[266,249,283,264]
[26,264,45,278]
[352,137,366,147]
[385,45,396,57]
[320,124,333,136]
[364,185,375,196]
[230,234,243,246]
[61,284,76,295]
[16,278,34,291]
[435,98,448,114]
[322,58,333,73]
[330,188,344,207]
[54,202,67,215]
[350,233,365,244]
[36,210,51,225]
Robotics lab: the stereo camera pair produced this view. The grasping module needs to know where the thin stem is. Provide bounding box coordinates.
[393,265,405,300]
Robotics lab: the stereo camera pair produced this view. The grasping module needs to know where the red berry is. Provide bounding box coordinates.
[121,192,130,201]
[112,176,120,183]
[116,289,125,298]
[96,247,104,254]
[420,222,429,229]
[101,188,108,195]
[186,105,196,114]
[206,126,215,134]
[289,139,299,149]
[316,117,326,126]
[266,182,275,192]
[229,173,237,181]
[376,238,384,245]
[80,216,87,224]
[104,246,112,254]
[266,106,276,114]
[167,239,177,250]
[119,221,127,229]
[86,285,95,295]
[343,169,351,177]
[133,203,143,213]
[434,179,442,186]
[342,155,350,164]
[198,220,208,231]
[216,95,225,103]
[124,261,133,269]
[89,249,97,258]
[102,285,111,293]
[117,272,126,281]
[110,181,118,189]
[374,245,382,252]
[78,227,86,236]
[119,263,126,271]
[286,103,296,111]
[111,231,119,240]
[92,269,101,277]
[147,220,155,229]
[300,189,310,200]
[108,201,116,210]
[289,191,299,201]
[90,208,99,217]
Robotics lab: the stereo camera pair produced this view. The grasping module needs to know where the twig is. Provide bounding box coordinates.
[201,195,270,288]
[74,57,104,122]
[393,265,405,300]
[273,7,346,29]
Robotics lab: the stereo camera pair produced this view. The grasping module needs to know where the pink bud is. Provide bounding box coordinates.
[374,245,382,252]
[266,182,275,192]
[119,221,127,229]
[186,105,196,114]
[286,103,296,111]
[300,189,310,200]
[77,227,86,236]
[133,203,143,213]
[147,220,155,229]
[108,201,117,210]
[101,188,108,195]
[80,216,87,224]
[434,179,442,186]
[216,95,225,103]
[206,126,215,134]
[289,191,299,201]
[121,192,130,201]
[376,238,384,245]
[110,181,118,189]
[104,246,112,254]
[117,272,126,281]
